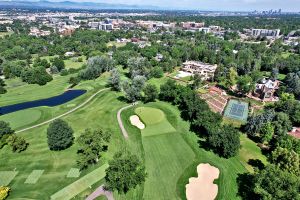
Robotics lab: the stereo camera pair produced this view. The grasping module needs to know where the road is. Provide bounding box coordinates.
[16,88,109,133]
[85,185,114,200]
[116,102,138,139]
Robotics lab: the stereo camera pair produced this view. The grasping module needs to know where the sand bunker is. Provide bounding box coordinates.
[130,115,145,130]
[186,163,220,200]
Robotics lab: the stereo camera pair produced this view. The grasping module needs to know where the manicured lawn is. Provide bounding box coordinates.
[0,109,43,130]
[24,170,44,184]
[0,171,19,186]
[50,164,108,200]
[135,107,165,125]
[0,75,72,107]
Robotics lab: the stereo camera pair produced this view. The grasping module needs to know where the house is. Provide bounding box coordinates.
[253,78,280,101]
[288,127,300,139]
[182,61,217,80]
[64,52,75,57]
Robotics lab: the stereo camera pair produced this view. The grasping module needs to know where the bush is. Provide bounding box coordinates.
[47,119,74,151]
[7,134,28,153]
[0,186,10,200]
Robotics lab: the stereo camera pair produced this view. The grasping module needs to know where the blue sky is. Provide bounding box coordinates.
[73,0,300,11]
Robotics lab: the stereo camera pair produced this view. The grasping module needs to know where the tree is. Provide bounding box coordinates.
[271,147,300,175]
[253,165,300,199]
[237,75,254,96]
[259,122,274,143]
[143,84,158,102]
[207,125,240,158]
[47,119,74,151]
[225,67,238,88]
[159,80,178,102]
[80,56,114,80]
[108,68,121,91]
[51,57,65,72]
[77,129,111,170]
[0,121,14,139]
[150,66,163,78]
[272,112,292,136]
[0,79,6,94]
[6,134,28,153]
[191,74,202,89]
[127,57,149,78]
[105,151,146,194]
[0,186,10,200]
[123,76,146,102]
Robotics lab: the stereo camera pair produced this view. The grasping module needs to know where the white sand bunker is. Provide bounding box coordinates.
[130,115,145,130]
[186,163,220,200]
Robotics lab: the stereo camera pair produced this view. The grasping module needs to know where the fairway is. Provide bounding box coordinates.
[0,109,42,129]
[0,171,18,186]
[66,168,81,178]
[142,133,195,199]
[25,170,45,184]
[50,163,108,200]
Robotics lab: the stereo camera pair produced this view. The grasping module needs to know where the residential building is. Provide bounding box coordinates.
[253,78,280,101]
[182,61,217,80]
[181,22,205,30]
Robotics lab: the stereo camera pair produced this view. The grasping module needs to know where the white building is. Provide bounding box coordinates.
[182,61,217,80]
[251,29,280,38]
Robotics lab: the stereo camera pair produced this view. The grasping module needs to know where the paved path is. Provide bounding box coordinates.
[86,185,114,200]
[116,102,138,139]
[16,88,109,133]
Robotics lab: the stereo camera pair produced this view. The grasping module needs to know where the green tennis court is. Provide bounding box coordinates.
[224,99,249,122]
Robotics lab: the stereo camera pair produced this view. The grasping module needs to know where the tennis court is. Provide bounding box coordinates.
[224,99,249,122]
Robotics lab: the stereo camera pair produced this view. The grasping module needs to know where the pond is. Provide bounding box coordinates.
[0,90,87,115]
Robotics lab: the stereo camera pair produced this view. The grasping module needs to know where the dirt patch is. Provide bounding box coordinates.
[186,163,220,200]
[130,115,145,130]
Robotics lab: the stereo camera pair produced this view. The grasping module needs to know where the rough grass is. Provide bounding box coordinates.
[24,170,44,184]
[0,171,19,186]
[50,164,108,200]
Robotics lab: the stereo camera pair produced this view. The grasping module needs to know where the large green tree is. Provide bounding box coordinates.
[143,84,158,102]
[207,125,240,158]
[105,151,146,194]
[47,119,74,151]
[77,129,111,170]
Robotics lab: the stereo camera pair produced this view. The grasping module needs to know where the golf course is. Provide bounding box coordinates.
[0,72,268,200]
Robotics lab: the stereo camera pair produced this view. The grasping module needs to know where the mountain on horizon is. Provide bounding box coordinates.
[0,0,160,10]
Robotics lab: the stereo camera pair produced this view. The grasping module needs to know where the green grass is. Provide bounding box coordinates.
[50,163,108,200]
[0,75,72,107]
[0,171,19,186]
[0,109,42,130]
[24,170,44,184]
[66,168,81,178]
[64,56,86,69]
[107,41,126,48]
[135,106,176,137]
[135,107,165,125]
[239,134,268,172]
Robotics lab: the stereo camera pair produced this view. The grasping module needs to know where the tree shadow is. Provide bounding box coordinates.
[248,159,265,170]
[236,173,259,199]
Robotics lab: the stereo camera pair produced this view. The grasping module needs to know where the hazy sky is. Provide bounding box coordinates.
[69,0,300,11]
[3,0,300,11]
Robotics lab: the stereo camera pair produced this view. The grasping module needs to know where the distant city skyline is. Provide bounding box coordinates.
[0,0,299,12]
[48,0,299,12]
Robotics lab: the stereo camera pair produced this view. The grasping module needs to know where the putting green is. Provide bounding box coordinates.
[135,107,165,125]
[135,107,176,137]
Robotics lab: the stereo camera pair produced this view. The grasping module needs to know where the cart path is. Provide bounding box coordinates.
[85,185,114,200]
[16,88,109,133]
[117,102,138,139]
